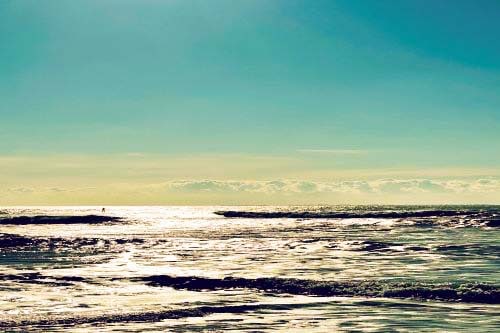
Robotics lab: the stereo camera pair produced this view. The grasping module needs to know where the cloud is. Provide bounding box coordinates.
[2,178,499,205]
[7,187,35,194]
[3,186,98,195]
[4,179,499,199]
[164,178,500,195]
[166,180,297,194]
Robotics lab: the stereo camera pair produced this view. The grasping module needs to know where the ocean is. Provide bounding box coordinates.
[0,206,498,332]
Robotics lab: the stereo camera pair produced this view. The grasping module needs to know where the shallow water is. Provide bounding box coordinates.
[0,206,498,332]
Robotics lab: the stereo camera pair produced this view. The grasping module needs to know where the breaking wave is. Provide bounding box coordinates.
[0,215,121,225]
[0,233,143,268]
[0,233,144,248]
[0,233,143,249]
[215,209,500,227]
[142,275,499,304]
[0,302,326,328]
[215,209,472,219]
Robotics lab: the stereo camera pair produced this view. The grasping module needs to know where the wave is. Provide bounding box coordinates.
[215,210,476,219]
[0,272,88,287]
[0,302,329,328]
[0,274,497,328]
[141,275,499,304]
[0,215,122,225]
[0,233,143,249]
[4,272,496,304]
[215,209,500,227]
[0,234,144,268]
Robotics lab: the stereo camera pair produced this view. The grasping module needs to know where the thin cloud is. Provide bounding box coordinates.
[125,152,146,157]
[297,149,368,155]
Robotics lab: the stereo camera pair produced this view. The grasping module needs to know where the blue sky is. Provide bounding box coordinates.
[1,0,499,204]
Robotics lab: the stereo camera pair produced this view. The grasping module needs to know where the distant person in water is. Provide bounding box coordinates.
[101,207,106,213]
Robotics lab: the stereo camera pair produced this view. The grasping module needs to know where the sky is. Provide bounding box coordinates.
[1,0,500,205]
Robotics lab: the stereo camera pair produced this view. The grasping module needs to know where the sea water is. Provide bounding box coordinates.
[0,206,498,332]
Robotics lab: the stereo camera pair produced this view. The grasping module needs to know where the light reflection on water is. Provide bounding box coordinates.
[0,206,499,332]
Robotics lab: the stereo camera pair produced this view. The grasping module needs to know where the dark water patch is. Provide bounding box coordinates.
[0,272,89,287]
[325,240,403,252]
[435,244,500,257]
[302,238,324,243]
[0,215,121,225]
[356,241,399,252]
[486,218,500,227]
[404,246,428,251]
[291,239,428,253]
[354,299,428,308]
[0,302,325,328]
[141,275,499,304]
